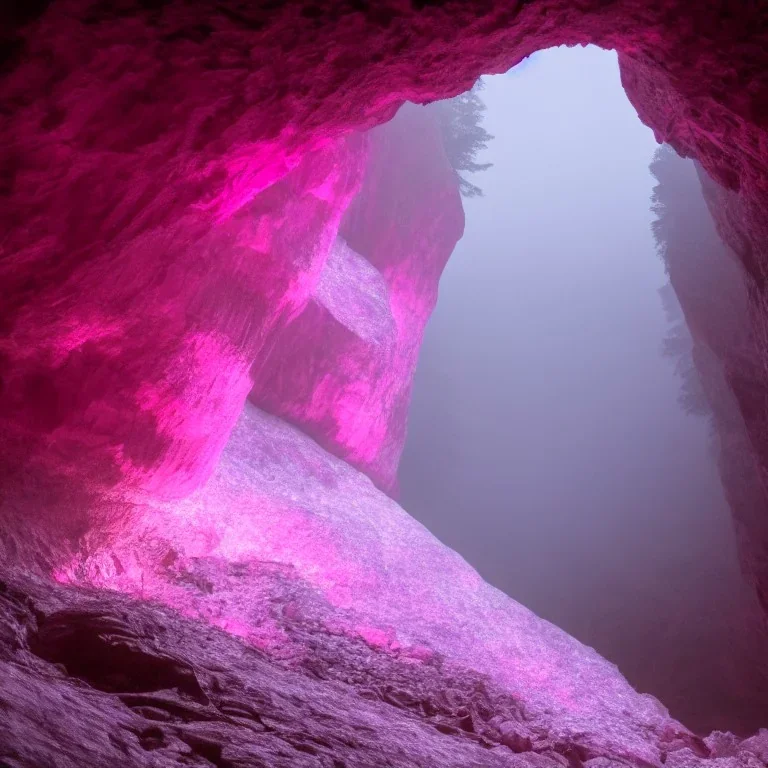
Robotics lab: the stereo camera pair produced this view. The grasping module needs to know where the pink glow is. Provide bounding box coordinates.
[46,403,677,765]
[249,104,464,493]
[0,133,368,511]
[354,624,399,650]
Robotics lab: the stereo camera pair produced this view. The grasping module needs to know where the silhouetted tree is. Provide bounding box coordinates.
[651,146,712,420]
[433,79,493,198]
[649,145,680,270]
[658,283,711,418]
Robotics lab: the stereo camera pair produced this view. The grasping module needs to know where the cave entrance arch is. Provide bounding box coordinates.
[397,46,768,735]
[2,3,768,762]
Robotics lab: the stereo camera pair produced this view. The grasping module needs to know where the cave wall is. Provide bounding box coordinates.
[2,2,768,764]
[249,102,464,493]
[650,146,768,723]
[0,130,367,510]
[651,147,768,632]
[1,0,767,513]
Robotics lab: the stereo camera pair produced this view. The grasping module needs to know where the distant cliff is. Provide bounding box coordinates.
[249,103,465,494]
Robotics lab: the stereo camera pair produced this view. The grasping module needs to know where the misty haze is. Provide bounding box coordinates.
[400,46,768,732]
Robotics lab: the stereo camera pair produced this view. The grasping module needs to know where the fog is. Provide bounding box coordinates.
[399,46,767,733]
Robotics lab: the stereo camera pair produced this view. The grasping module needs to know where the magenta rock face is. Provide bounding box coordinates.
[250,103,464,493]
[2,1,767,509]
[18,405,768,766]
[0,132,367,510]
[2,0,768,765]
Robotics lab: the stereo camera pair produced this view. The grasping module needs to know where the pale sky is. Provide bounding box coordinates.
[399,45,768,734]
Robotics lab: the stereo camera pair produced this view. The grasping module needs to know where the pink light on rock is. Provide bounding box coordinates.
[0,133,368,520]
[47,403,702,765]
[250,103,464,493]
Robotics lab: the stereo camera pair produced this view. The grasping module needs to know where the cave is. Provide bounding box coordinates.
[1,2,768,767]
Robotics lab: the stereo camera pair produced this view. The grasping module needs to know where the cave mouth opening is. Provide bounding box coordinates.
[3,7,768,761]
[397,45,768,735]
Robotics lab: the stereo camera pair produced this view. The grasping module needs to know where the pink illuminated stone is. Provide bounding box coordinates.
[250,103,464,493]
[2,0,766,515]
[47,404,709,765]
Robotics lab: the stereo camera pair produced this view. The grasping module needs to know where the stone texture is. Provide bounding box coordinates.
[6,566,767,768]
[3,405,768,767]
[250,103,464,493]
[0,131,367,509]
